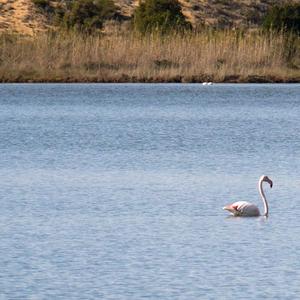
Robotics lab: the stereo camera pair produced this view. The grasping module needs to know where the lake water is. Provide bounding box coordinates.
[0,83,300,299]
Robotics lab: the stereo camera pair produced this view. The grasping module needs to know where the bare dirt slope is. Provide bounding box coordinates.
[0,0,47,35]
[179,0,298,28]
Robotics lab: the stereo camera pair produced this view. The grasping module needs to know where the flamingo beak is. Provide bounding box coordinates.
[265,178,273,188]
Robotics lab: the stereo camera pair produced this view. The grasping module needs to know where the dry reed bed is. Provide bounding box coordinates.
[0,30,299,82]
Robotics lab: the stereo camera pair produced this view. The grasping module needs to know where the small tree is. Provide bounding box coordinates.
[64,0,116,32]
[133,0,191,34]
[263,4,300,34]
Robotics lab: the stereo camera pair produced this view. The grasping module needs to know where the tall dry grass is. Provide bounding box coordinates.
[0,29,299,82]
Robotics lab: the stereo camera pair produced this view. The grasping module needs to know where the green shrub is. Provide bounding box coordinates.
[63,0,116,32]
[263,4,300,33]
[133,0,191,34]
[53,6,66,25]
[31,0,50,9]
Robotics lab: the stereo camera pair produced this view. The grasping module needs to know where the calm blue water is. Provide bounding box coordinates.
[0,83,300,299]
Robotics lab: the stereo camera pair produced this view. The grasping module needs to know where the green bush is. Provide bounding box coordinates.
[63,0,116,32]
[263,4,300,33]
[133,0,191,34]
[31,0,50,9]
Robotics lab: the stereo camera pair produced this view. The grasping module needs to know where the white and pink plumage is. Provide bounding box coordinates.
[223,175,273,217]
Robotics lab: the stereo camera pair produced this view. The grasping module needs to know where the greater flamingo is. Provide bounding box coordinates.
[223,175,273,217]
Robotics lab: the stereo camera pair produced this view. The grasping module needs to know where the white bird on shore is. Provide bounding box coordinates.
[223,175,273,217]
[202,82,213,85]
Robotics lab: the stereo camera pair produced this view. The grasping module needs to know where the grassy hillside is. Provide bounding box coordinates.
[1,30,299,83]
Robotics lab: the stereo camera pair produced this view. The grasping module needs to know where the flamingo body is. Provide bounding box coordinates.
[223,201,260,217]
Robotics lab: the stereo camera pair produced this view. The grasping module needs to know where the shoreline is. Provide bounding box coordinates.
[1,76,299,84]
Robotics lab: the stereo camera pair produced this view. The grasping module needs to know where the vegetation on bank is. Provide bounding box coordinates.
[31,0,191,33]
[263,4,300,34]
[133,0,191,34]
[62,0,116,32]
[0,29,299,83]
[31,0,117,31]
[30,0,300,35]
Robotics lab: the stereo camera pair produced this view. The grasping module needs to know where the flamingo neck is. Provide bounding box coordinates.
[259,179,269,217]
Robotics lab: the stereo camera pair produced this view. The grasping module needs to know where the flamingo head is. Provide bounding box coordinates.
[261,175,273,188]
